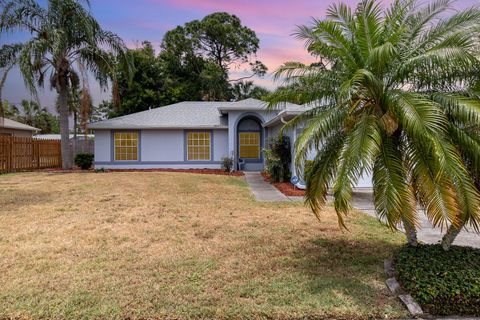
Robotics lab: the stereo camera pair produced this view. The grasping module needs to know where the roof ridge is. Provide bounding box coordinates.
[0,117,40,131]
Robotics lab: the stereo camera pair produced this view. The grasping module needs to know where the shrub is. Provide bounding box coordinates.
[74,153,94,170]
[221,157,234,172]
[394,244,480,316]
[264,135,291,182]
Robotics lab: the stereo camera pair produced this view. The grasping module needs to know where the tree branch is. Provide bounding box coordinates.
[228,72,257,82]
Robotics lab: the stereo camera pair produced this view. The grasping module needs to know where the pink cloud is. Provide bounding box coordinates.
[258,45,315,70]
[158,0,330,18]
[147,0,333,38]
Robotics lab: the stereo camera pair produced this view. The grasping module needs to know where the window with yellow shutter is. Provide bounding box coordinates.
[239,132,260,159]
[114,132,138,161]
[187,131,211,161]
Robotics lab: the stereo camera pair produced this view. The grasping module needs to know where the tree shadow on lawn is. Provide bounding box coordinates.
[0,189,55,213]
[286,236,402,314]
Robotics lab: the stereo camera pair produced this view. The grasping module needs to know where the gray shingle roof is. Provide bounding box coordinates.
[89,101,233,129]
[217,98,302,113]
[0,117,39,131]
[89,99,304,130]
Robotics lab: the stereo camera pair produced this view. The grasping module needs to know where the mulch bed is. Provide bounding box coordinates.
[39,168,244,176]
[106,168,244,176]
[261,172,305,197]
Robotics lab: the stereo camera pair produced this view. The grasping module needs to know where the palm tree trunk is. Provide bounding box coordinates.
[58,84,71,169]
[441,222,464,251]
[73,111,78,159]
[402,216,418,246]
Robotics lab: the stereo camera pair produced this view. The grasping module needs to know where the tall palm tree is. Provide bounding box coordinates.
[17,99,43,126]
[0,0,129,168]
[270,0,480,250]
[0,43,23,123]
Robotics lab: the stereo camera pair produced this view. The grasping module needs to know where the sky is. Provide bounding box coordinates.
[1,0,478,113]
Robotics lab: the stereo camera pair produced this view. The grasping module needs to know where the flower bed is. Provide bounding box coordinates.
[261,172,305,196]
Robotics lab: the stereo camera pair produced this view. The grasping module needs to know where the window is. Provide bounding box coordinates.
[187,131,211,161]
[114,132,138,161]
[239,132,260,158]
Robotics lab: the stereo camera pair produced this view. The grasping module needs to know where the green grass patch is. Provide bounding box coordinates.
[395,244,480,316]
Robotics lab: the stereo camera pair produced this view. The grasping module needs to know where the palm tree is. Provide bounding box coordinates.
[232,80,270,101]
[269,0,480,250]
[17,99,43,126]
[1,0,129,169]
[0,43,23,122]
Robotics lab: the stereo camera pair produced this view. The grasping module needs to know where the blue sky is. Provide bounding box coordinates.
[1,0,477,113]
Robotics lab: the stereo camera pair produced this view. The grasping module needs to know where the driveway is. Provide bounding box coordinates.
[351,189,480,248]
[244,172,480,248]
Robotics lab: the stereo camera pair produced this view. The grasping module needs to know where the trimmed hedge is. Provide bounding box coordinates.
[395,244,480,316]
[74,153,94,170]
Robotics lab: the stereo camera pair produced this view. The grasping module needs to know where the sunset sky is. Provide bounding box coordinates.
[1,0,478,111]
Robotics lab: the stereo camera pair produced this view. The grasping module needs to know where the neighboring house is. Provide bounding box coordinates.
[34,134,94,140]
[0,117,39,137]
[89,98,373,187]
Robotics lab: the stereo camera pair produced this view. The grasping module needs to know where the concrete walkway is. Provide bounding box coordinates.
[244,172,290,202]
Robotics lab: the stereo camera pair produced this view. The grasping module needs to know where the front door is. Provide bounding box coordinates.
[238,131,263,171]
[237,116,264,171]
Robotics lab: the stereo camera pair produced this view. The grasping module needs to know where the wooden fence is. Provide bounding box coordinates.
[0,136,61,173]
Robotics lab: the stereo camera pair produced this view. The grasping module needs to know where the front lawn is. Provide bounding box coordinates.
[0,172,407,319]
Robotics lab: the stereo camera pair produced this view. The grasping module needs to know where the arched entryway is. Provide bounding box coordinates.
[236,115,264,171]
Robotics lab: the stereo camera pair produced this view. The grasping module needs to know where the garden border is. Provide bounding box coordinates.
[384,259,424,317]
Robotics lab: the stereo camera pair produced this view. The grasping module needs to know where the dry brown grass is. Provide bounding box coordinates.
[0,172,407,319]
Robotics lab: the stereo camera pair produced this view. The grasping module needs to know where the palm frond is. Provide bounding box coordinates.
[390,91,447,139]
[332,113,381,223]
[292,105,346,167]
[433,93,480,126]
[373,134,418,229]
[305,133,345,224]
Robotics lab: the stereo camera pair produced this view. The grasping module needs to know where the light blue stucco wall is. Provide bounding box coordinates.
[94,128,228,169]
[141,129,183,161]
[213,130,229,161]
[94,130,111,162]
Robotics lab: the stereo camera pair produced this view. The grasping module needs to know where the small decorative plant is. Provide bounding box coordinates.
[221,156,234,172]
[264,135,291,182]
[74,153,94,170]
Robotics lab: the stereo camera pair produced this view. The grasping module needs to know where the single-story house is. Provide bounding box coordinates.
[90,99,304,172]
[89,98,373,187]
[0,117,39,137]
